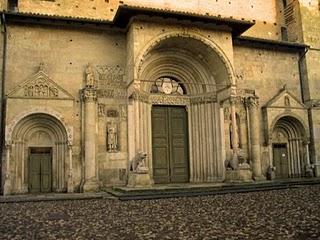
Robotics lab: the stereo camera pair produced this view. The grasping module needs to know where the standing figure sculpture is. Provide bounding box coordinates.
[107,123,118,152]
[85,64,96,88]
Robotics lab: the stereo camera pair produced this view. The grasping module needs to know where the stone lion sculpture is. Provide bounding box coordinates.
[130,151,148,173]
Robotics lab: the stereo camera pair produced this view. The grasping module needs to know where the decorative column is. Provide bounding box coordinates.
[230,97,239,169]
[82,64,99,192]
[67,143,74,193]
[246,96,264,180]
[3,141,12,195]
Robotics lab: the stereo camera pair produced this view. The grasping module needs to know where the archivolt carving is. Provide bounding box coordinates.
[135,30,236,84]
[6,107,73,145]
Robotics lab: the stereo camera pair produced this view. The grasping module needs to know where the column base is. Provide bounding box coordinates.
[3,179,12,196]
[314,163,320,177]
[67,177,75,193]
[253,175,266,181]
[83,179,99,193]
[127,172,152,188]
[225,167,253,183]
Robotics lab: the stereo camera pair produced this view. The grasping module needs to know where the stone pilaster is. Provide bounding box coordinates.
[82,88,99,192]
[230,97,239,169]
[246,96,264,180]
[3,142,12,195]
[67,143,74,193]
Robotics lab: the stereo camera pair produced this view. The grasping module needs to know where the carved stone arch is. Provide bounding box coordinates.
[135,30,236,88]
[269,113,309,141]
[5,111,71,194]
[271,114,309,178]
[6,107,73,145]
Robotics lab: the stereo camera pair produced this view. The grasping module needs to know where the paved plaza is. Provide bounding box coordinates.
[0,186,320,240]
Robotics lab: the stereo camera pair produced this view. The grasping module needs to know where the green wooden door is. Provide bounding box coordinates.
[152,106,189,184]
[29,148,52,193]
[273,144,289,179]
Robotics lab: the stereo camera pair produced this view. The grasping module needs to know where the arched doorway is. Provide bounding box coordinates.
[272,116,308,179]
[129,34,233,183]
[8,113,69,193]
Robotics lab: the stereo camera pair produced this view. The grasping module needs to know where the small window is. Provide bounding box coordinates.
[8,0,18,11]
[281,27,288,41]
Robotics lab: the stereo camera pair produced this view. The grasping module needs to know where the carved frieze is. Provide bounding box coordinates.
[150,94,190,105]
[97,65,126,89]
[7,62,74,100]
[23,77,59,98]
[97,89,127,99]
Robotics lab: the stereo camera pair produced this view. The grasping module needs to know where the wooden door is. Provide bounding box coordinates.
[152,106,189,184]
[29,148,52,193]
[273,144,289,179]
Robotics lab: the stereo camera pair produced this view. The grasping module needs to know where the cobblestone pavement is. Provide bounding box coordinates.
[1,186,320,240]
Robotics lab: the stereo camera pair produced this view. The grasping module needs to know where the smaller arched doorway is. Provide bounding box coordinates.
[272,116,308,179]
[8,113,69,194]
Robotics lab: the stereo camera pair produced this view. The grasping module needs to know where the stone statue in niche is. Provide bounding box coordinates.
[107,122,118,152]
[85,64,96,88]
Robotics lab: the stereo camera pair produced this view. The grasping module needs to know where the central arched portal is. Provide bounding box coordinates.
[129,33,233,184]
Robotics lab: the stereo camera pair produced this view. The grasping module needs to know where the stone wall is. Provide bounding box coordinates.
[0,0,287,40]
[233,45,302,173]
[4,22,128,188]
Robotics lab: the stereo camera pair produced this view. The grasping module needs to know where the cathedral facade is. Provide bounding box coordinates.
[0,0,319,194]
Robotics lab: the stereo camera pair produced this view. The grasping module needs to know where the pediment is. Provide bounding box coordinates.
[263,85,305,109]
[7,70,74,100]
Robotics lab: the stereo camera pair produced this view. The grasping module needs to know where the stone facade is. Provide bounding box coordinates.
[0,0,319,194]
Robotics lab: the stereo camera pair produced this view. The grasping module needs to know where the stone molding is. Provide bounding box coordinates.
[6,107,74,145]
[135,30,236,85]
[130,88,217,105]
[244,96,259,109]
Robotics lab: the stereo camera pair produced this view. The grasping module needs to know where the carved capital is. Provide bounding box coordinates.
[229,96,239,105]
[131,89,150,103]
[245,96,259,109]
[5,140,12,149]
[82,88,97,102]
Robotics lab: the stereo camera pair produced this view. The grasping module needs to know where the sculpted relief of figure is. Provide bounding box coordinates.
[85,64,96,88]
[107,123,118,152]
